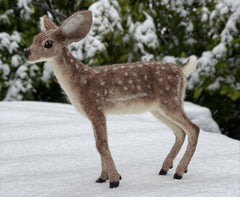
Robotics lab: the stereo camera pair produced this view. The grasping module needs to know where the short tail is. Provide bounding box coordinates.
[182,55,197,77]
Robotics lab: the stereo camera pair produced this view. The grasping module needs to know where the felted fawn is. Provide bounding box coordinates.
[25,11,199,188]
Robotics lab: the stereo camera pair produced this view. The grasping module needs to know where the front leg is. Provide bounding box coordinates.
[91,111,121,188]
[96,157,108,183]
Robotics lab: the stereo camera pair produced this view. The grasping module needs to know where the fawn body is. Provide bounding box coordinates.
[25,11,200,188]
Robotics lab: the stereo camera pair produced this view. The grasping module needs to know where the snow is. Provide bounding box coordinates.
[0,60,10,80]
[0,10,13,24]
[17,0,33,20]
[156,0,240,93]
[0,101,239,197]
[41,62,53,83]
[134,12,159,50]
[212,43,227,58]
[69,0,122,62]
[0,32,21,54]
[184,102,220,134]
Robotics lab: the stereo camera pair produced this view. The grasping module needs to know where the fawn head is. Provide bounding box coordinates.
[24,11,92,63]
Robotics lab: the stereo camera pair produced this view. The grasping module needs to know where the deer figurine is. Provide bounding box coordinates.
[24,11,199,188]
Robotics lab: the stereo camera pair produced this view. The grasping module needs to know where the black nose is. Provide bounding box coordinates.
[24,49,31,59]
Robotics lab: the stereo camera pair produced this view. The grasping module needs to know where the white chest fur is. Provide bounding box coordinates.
[49,60,87,117]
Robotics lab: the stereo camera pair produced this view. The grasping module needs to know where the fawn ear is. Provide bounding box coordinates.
[58,11,92,44]
[40,15,58,31]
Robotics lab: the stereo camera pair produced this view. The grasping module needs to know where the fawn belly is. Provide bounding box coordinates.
[104,96,157,115]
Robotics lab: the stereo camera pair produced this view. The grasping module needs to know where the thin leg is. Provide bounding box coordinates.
[96,157,108,183]
[162,109,200,179]
[151,111,186,175]
[91,112,121,188]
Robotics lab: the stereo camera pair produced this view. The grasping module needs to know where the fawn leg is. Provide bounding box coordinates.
[152,111,186,175]
[95,157,108,183]
[163,109,199,179]
[91,112,121,188]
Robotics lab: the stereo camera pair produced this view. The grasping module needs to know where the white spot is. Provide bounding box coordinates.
[138,64,143,68]
[96,93,101,97]
[137,85,142,91]
[164,100,168,103]
[94,70,100,74]
[100,81,105,86]
[128,79,133,84]
[124,87,128,90]
[117,93,148,102]
[97,107,101,110]
[104,68,108,72]
[82,79,87,84]
[131,85,135,89]
[162,66,166,70]
[75,64,79,69]
[133,73,137,76]
[104,89,108,95]
[70,59,74,63]
[166,87,170,91]
[147,85,151,89]
[96,99,99,103]
[176,76,181,99]
[156,71,159,75]
[113,67,118,70]
[63,56,68,67]
[121,66,125,69]
[144,75,148,81]
[159,78,163,82]
[124,72,129,76]
[110,90,114,95]
[118,80,122,85]
[168,76,172,79]
[175,97,180,105]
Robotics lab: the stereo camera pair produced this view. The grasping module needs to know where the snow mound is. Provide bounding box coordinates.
[184,102,221,134]
[0,102,239,197]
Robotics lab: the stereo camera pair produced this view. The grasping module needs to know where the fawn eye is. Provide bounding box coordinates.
[44,40,53,49]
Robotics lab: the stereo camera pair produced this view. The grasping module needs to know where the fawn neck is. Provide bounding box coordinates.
[50,47,91,81]
[49,47,91,115]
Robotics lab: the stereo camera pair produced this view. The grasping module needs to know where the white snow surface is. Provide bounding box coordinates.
[0,101,239,197]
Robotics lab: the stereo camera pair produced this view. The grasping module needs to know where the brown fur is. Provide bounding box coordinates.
[25,11,199,188]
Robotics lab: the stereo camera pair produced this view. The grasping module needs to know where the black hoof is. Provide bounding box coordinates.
[174,173,182,180]
[119,176,122,180]
[170,165,173,169]
[159,169,167,175]
[184,169,188,173]
[96,178,107,183]
[110,181,119,188]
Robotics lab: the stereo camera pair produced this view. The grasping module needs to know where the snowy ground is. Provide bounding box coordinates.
[0,101,239,197]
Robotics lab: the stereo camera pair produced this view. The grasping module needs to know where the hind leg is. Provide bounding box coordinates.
[173,113,199,179]
[152,111,186,175]
[158,108,200,179]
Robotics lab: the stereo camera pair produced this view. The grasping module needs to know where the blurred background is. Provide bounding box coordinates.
[0,0,239,139]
